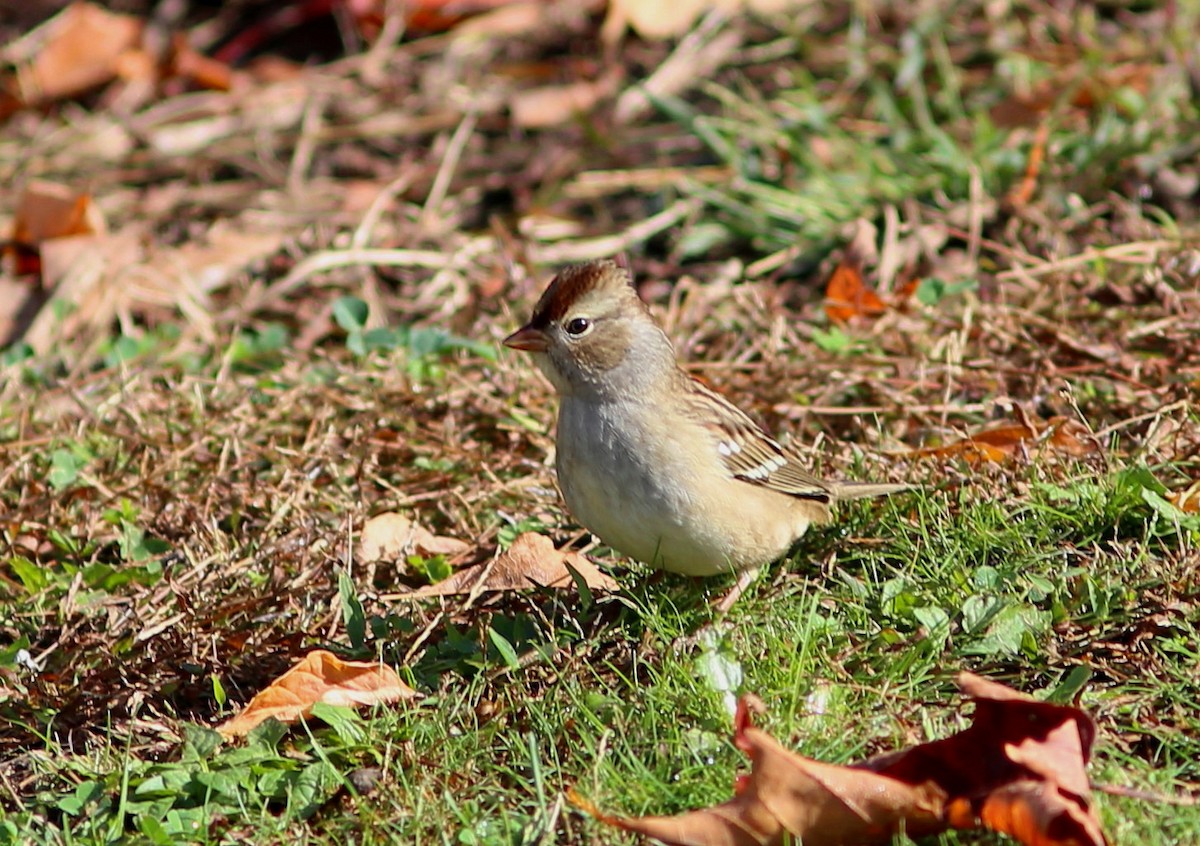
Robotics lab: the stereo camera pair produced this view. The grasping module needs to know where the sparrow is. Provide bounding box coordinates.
[504,260,905,606]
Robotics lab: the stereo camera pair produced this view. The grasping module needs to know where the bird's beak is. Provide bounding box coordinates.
[503,325,549,352]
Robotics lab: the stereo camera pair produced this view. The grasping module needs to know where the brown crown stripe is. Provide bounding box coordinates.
[531,260,629,325]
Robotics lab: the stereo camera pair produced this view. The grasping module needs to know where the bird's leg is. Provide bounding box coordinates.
[671,567,762,654]
[713,565,762,615]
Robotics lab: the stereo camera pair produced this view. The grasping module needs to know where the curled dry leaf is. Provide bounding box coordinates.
[3,181,108,343]
[823,222,917,324]
[583,672,1108,846]
[590,697,946,846]
[216,650,415,739]
[911,416,1097,465]
[11,180,107,250]
[873,672,1107,846]
[358,511,470,563]
[823,257,887,324]
[397,532,618,598]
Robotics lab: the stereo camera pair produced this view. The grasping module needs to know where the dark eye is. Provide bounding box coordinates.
[564,317,591,336]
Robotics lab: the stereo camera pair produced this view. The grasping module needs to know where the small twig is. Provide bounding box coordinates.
[251,247,449,309]
[1093,782,1198,806]
[286,94,327,196]
[531,199,701,264]
[997,239,1182,281]
[351,164,419,250]
[420,109,479,231]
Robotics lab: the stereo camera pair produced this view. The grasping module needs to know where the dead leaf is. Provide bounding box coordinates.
[216,650,415,739]
[876,672,1107,846]
[396,532,618,598]
[359,512,470,562]
[584,673,1108,846]
[6,2,144,110]
[1167,482,1200,514]
[911,416,1097,465]
[587,697,946,846]
[823,221,912,324]
[823,257,887,323]
[11,181,106,248]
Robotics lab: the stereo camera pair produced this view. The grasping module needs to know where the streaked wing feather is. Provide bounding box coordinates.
[683,378,833,502]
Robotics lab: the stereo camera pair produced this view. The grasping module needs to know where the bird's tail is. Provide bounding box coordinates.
[830,481,912,500]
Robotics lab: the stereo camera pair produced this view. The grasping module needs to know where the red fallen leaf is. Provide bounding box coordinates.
[877,672,1107,846]
[216,650,416,739]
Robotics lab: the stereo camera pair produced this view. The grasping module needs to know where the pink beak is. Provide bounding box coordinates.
[504,326,549,352]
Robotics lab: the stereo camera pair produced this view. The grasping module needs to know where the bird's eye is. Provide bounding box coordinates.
[564,317,592,336]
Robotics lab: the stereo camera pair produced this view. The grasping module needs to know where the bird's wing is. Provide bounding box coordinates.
[682,377,834,502]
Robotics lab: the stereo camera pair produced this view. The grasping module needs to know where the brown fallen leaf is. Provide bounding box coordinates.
[874,672,1107,846]
[911,416,1097,465]
[5,2,144,112]
[395,532,618,598]
[7,180,107,275]
[216,650,415,739]
[584,673,1109,846]
[358,511,470,562]
[587,697,946,846]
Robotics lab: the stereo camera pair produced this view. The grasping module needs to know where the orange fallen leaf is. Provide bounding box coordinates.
[911,416,1096,465]
[823,256,887,324]
[1166,482,1200,514]
[216,650,415,739]
[8,180,107,276]
[395,532,618,598]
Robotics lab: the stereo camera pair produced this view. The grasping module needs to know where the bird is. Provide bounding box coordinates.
[504,259,906,608]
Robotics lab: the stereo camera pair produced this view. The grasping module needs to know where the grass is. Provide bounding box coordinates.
[2,1,1200,844]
